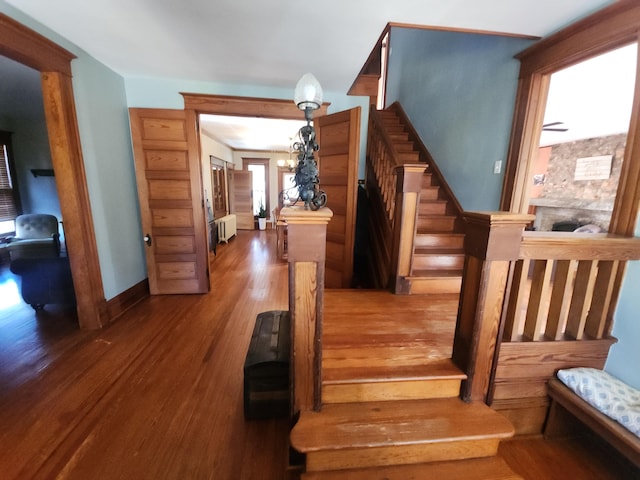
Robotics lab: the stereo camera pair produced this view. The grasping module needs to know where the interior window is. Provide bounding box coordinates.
[528,43,637,232]
[0,131,20,235]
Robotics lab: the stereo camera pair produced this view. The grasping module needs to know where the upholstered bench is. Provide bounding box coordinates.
[545,367,640,468]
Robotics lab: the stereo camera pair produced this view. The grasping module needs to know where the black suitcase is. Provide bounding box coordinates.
[243,310,290,419]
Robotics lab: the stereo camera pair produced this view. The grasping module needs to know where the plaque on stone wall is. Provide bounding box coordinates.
[574,155,612,181]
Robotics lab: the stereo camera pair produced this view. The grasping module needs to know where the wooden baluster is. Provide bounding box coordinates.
[521,259,552,341]
[585,260,619,339]
[452,212,534,402]
[545,259,578,340]
[566,260,599,340]
[280,206,333,414]
[389,164,427,293]
[503,259,530,341]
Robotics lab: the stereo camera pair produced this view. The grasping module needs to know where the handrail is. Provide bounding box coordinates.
[519,232,640,260]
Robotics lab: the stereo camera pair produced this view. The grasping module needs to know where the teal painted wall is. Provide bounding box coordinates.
[385,28,534,210]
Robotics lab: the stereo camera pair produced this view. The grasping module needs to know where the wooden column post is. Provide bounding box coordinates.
[390,164,427,293]
[280,206,333,415]
[452,212,533,402]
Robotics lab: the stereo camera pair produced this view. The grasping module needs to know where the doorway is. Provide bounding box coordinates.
[243,158,270,217]
[0,15,106,329]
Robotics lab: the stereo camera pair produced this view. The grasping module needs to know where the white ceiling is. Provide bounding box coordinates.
[5,0,613,93]
[200,114,307,152]
[3,0,619,151]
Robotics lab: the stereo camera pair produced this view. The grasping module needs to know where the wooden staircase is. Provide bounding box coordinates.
[290,291,521,479]
[373,107,466,295]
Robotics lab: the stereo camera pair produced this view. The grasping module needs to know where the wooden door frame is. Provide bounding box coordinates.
[182,93,329,121]
[181,93,330,229]
[0,14,107,329]
[500,2,640,237]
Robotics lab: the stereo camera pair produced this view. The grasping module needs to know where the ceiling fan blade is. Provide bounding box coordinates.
[542,121,568,132]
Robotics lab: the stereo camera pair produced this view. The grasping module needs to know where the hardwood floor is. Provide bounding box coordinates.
[0,230,636,479]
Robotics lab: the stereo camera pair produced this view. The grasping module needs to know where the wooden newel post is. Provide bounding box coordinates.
[452,212,533,402]
[280,206,333,415]
[390,164,427,293]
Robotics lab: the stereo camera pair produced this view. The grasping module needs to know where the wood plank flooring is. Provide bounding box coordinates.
[0,230,636,479]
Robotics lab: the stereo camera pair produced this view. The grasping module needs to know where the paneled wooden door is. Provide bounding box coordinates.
[229,170,255,230]
[316,107,361,288]
[129,108,209,294]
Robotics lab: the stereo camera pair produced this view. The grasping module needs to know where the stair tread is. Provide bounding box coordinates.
[302,456,523,480]
[323,358,465,384]
[291,398,515,453]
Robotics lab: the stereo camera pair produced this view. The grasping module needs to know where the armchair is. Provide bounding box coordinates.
[7,213,60,260]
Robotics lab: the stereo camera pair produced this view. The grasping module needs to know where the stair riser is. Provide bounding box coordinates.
[420,201,447,215]
[397,152,420,162]
[389,133,409,142]
[323,347,450,368]
[417,217,456,231]
[322,378,462,404]
[414,234,464,249]
[301,457,523,480]
[412,255,464,271]
[394,142,415,152]
[305,439,502,472]
[421,175,439,188]
[420,188,440,200]
[407,276,462,295]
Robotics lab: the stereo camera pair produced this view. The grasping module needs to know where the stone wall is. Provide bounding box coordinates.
[531,133,626,231]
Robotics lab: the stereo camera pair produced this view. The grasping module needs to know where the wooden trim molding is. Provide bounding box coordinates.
[2,14,107,329]
[0,14,75,76]
[106,279,150,321]
[181,93,329,119]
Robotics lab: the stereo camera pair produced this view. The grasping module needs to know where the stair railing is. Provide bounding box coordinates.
[366,108,425,290]
[367,108,406,222]
[452,212,640,403]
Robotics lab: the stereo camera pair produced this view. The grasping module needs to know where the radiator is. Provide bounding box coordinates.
[215,214,237,243]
